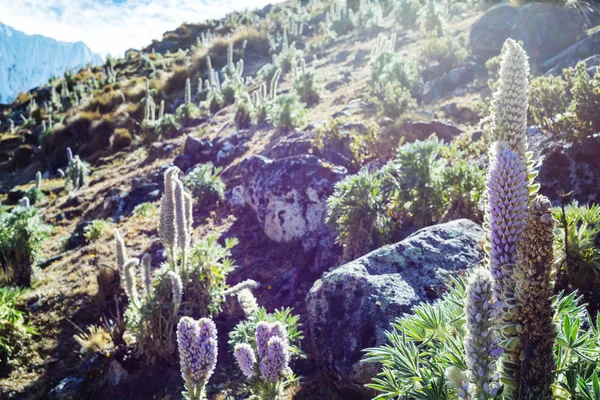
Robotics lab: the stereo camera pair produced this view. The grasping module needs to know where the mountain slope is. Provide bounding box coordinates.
[0,22,102,104]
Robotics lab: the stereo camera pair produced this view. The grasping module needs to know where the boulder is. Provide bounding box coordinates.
[306,219,485,394]
[240,155,346,243]
[470,5,519,61]
[537,135,600,205]
[543,28,600,74]
[421,62,476,103]
[184,134,215,164]
[511,3,586,63]
[404,119,464,142]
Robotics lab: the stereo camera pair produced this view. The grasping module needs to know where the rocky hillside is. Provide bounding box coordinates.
[1,1,600,399]
[0,22,102,104]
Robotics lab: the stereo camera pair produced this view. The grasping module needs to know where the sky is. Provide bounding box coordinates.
[0,0,282,58]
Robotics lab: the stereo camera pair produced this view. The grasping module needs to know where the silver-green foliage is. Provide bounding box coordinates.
[182,163,225,207]
[65,148,89,191]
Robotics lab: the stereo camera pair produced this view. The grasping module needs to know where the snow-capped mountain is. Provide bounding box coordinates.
[0,22,103,104]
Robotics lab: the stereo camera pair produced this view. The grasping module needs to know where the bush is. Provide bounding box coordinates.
[207,88,225,114]
[553,202,600,311]
[371,80,416,119]
[221,78,243,106]
[294,59,324,106]
[418,36,469,71]
[234,96,253,129]
[24,188,44,205]
[182,163,225,207]
[268,94,307,132]
[154,114,180,138]
[326,171,392,261]
[175,102,201,126]
[530,62,600,142]
[382,138,445,228]
[369,51,421,96]
[256,63,278,84]
[0,205,52,286]
[110,128,132,150]
[84,219,114,243]
[417,0,444,36]
[0,287,36,365]
[131,202,158,218]
[394,0,420,28]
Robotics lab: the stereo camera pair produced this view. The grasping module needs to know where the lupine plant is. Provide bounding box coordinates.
[177,317,218,400]
[121,167,238,362]
[233,321,298,400]
[363,39,600,400]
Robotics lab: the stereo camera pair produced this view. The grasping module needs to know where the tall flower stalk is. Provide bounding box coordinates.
[177,317,218,400]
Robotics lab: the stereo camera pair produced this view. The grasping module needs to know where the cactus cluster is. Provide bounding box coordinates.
[64,147,89,191]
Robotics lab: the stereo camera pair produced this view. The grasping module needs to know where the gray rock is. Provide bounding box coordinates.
[306,219,485,394]
[470,4,519,61]
[511,3,586,63]
[225,185,245,208]
[240,155,346,243]
[48,376,84,400]
[107,359,128,386]
[537,135,600,205]
[404,119,464,142]
[543,30,600,73]
[422,63,476,102]
[184,134,215,163]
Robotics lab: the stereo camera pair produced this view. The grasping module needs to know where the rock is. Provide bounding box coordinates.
[225,185,245,208]
[48,376,84,400]
[543,28,600,73]
[67,221,94,250]
[511,3,586,64]
[306,219,485,394]
[404,119,463,142]
[10,145,34,170]
[302,225,341,275]
[422,63,476,103]
[117,183,161,216]
[107,359,128,386]
[173,154,195,172]
[538,135,600,205]
[6,188,25,205]
[240,155,346,243]
[184,134,215,163]
[270,131,315,159]
[470,4,519,61]
[440,102,480,125]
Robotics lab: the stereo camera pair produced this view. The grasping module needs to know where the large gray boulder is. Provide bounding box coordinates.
[470,4,519,61]
[543,30,600,74]
[511,2,586,64]
[306,219,485,395]
[240,155,346,243]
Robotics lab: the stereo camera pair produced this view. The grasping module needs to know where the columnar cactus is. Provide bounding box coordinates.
[158,167,178,264]
[123,258,140,308]
[177,317,218,400]
[185,77,192,105]
[512,196,556,398]
[167,270,183,313]
[65,148,88,190]
[141,253,153,297]
[174,178,190,271]
[159,99,165,119]
[35,171,42,190]
[114,229,128,275]
[464,268,502,399]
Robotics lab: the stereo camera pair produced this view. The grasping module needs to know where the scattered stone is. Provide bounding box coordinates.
[543,28,600,73]
[306,219,485,394]
[422,62,476,103]
[67,221,94,250]
[240,155,346,243]
[48,376,84,400]
[107,359,129,386]
[6,188,25,205]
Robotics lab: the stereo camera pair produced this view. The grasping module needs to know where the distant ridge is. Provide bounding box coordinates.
[0,22,103,104]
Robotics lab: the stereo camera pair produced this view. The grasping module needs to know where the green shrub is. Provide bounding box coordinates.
[363,280,600,400]
[234,96,253,129]
[553,202,600,310]
[268,94,307,132]
[418,36,469,71]
[314,117,346,151]
[0,287,36,365]
[182,163,225,207]
[326,171,392,261]
[369,51,421,96]
[256,62,278,84]
[154,114,180,138]
[382,138,445,229]
[439,158,485,222]
[229,306,304,359]
[371,80,416,119]
[207,88,225,114]
[84,219,114,243]
[294,58,324,106]
[394,0,421,28]
[221,78,243,106]
[0,205,52,286]
[175,102,201,126]
[529,62,600,142]
[24,188,44,205]
[417,0,444,36]
[131,202,158,218]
